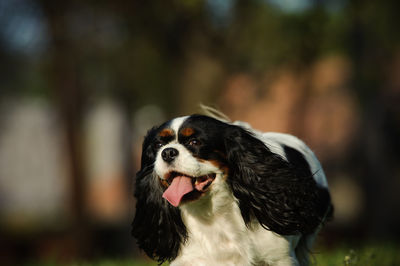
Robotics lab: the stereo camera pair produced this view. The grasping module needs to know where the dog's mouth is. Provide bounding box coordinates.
[164,171,217,191]
[161,171,216,207]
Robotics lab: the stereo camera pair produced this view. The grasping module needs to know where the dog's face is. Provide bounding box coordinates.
[140,115,230,207]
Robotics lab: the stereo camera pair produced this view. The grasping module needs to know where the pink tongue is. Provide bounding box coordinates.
[162,176,194,207]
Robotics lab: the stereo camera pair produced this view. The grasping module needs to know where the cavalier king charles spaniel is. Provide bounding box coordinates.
[132,114,333,266]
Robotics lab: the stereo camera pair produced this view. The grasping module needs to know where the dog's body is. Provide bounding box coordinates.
[132,115,332,266]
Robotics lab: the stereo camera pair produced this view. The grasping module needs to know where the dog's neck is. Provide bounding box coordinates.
[176,176,255,265]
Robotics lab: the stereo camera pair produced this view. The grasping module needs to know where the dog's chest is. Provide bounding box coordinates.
[174,203,254,266]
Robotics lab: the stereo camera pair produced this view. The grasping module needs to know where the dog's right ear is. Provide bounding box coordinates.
[224,125,329,235]
[131,127,187,264]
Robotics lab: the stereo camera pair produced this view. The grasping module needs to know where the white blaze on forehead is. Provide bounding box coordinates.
[169,116,189,139]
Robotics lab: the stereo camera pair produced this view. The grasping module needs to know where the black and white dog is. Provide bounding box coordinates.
[132,114,332,266]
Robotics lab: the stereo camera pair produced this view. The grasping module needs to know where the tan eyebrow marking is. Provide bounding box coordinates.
[159,128,174,137]
[181,127,195,137]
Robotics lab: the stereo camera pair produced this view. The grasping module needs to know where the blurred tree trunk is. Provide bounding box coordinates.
[40,0,89,258]
[347,0,400,239]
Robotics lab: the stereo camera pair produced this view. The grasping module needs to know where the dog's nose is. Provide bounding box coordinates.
[161,147,179,163]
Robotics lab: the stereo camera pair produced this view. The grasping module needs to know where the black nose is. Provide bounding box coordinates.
[161,147,179,163]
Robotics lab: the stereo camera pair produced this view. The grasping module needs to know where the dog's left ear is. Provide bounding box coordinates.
[132,168,187,264]
[132,127,187,264]
[224,125,330,235]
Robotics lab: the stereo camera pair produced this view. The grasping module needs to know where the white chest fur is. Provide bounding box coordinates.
[171,176,300,266]
[176,199,253,265]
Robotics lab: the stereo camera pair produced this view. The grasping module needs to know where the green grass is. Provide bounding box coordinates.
[314,243,400,266]
[25,243,400,266]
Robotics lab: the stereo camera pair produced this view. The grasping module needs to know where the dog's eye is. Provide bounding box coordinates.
[154,142,163,149]
[188,139,201,146]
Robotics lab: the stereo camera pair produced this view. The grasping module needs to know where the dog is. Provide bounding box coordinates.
[132,113,332,266]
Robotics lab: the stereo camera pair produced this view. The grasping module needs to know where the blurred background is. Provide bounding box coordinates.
[1,0,400,265]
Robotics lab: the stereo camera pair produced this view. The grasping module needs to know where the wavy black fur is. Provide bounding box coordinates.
[131,127,187,264]
[224,125,331,235]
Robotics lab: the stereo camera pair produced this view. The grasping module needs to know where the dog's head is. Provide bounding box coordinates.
[144,115,231,207]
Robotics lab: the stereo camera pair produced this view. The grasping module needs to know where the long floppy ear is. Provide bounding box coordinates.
[224,126,330,235]
[132,129,187,264]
